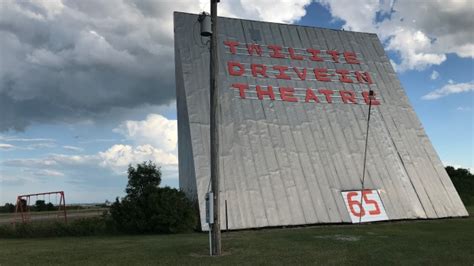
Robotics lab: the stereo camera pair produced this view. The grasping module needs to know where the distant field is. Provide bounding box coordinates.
[0,208,107,225]
[0,206,472,265]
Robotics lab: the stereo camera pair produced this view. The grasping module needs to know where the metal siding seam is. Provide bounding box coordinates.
[250,21,294,225]
[395,120,439,217]
[279,24,322,223]
[265,22,308,225]
[319,30,360,191]
[297,26,343,223]
[254,20,295,225]
[365,39,428,218]
[230,19,264,229]
[345,32,406,219]
[247,21,283,226]
[424,141,468,216]
[368,54,425,218]
[334,31,401,219]
[357,31,426,218]
[291,25,334,223]
[278,27,319,224]
[239,20,275,227]
[302,27,349,222]
[221,18,253,229]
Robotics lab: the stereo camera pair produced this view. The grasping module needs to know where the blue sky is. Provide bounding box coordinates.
[0,0,472,204]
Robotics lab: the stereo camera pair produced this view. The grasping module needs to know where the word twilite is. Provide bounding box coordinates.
[224,40,379,105]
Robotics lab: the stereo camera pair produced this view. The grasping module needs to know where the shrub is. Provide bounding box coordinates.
[148,187,197,233]
[109,161,197,234]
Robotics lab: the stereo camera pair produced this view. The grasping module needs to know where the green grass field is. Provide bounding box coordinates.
[0,208,107,225]
[1,206,473,265]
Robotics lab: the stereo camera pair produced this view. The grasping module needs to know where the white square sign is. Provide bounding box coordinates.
[341,190,389,223]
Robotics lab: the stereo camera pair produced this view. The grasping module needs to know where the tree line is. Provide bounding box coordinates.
[0,200,57,213]
[1,164,472,235]
[446,166,474,205]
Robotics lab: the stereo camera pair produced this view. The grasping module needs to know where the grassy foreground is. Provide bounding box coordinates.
[1,206,473,265]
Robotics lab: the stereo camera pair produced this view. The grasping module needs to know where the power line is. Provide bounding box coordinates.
[359,90,374,224]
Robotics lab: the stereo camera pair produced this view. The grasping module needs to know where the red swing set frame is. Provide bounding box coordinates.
[13,191,67,224]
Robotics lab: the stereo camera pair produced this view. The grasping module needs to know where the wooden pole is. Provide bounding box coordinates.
[210,0,222,256]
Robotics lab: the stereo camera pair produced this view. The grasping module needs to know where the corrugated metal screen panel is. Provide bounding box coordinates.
[174,12,468,230]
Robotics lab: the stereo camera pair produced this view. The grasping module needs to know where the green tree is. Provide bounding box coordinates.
[0,203,15,213]
[110,161,197,234]
[35,200,47,212]
[125,161,161,199]
[446,166,474,205]
[46,202,55,211]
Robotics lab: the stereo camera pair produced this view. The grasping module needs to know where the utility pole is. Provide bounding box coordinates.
[209,0,221,256]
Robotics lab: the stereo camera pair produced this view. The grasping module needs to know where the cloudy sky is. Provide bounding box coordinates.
[0,0,472,204]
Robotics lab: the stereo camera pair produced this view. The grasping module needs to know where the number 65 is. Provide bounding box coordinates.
[347,190,381,217]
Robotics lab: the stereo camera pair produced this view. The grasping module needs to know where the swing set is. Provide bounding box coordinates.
[13,191,67,224]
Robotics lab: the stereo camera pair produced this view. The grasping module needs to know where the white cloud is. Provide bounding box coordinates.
[430,70,439,80]
[422,81,474,100]
[2,155,89,168]
[318,0,382,32]
[317,0,474,71]
[0,143,15,150]
[2,115,181,181]
[1,115,183,202]
[72,30,136,69]
[0,142,55,151]
[78,138,119,144]
[453,43,474,58]
[114,114,177,152]
[99,144,178,173]
[35,169,65,177]
[110,114,179,176]
[24,143,56,150]
[1,145,178,183]
[49,153,97,166]
[456,106,472,111]
[216,0,311,24]
[0,136,54,142]
[0,136,56,150]
[63,145,84,152]
[386,29,446,71]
